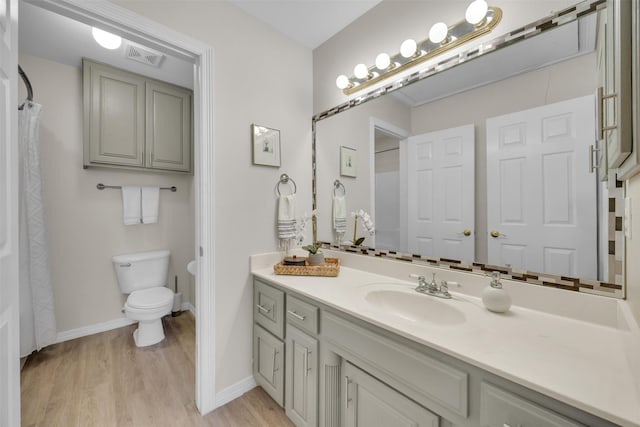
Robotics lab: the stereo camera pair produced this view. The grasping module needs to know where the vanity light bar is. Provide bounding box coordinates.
[336,3,502,95]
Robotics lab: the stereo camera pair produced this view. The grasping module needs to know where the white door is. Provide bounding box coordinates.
[403,124,475,261]
[486,95,597,278]
[0,0,20,425]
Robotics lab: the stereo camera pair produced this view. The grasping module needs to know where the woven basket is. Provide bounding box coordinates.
[273,257,340,277]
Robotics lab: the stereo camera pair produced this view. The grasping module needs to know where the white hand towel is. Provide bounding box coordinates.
[122,186,141,225]
[142,187,160,224]
[277,194,296,239]
[333,195,347,233]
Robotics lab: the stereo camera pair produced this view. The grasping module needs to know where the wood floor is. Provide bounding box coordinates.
[21,312,294,427]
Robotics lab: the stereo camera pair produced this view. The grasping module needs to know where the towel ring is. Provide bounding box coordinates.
[333,180,346,197]
[276,173,296,196]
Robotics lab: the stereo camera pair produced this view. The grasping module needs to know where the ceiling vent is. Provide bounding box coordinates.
[125,42,165,68]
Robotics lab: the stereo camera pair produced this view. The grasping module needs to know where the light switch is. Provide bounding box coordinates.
[625,197,632,239]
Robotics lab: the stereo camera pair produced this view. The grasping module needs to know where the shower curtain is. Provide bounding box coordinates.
[19,101,57,357]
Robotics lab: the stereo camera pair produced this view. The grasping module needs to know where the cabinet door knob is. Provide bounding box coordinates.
[462,229,472,237]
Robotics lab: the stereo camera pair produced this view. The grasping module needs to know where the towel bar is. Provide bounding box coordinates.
[96,183,177,192]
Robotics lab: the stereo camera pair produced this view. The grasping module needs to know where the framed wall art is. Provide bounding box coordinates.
[252,123,281,167]
[340,146,357,177]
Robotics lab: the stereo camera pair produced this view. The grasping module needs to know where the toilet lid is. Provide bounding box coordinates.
[127,287,174,309]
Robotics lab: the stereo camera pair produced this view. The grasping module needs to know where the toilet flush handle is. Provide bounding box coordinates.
[120,263,131,267]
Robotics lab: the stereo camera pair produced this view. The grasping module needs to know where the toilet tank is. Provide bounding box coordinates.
[112,249,170,294]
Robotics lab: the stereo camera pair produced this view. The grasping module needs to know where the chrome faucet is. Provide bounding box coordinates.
[410,273,452,299]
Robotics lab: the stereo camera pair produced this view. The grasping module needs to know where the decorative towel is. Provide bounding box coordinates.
[277,194,297,239]
[142,187,160,224]
[122,186,141,225]
[333,195,347,233]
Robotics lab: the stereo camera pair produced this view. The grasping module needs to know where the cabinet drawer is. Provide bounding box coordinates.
[323,311,468,418]
[286,295,319,335]
[254,279,284,340]
[480,383,584,427]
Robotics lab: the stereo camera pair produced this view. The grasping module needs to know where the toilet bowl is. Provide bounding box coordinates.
[112,250,173,347]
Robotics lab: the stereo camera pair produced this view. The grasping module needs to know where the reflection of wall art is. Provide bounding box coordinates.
[340,146,356,177]
[252,123,281,167]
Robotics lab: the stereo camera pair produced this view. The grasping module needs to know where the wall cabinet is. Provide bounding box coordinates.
[343,361,438,427]
[83,59,193,174]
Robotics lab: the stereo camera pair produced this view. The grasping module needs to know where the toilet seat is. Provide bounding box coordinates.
[127,287,174,310]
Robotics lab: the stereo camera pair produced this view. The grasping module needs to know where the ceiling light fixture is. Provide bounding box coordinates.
[335,1,501,94]
[92,27,122,50]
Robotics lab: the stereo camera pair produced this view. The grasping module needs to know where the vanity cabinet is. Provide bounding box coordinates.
[343,361,439,427]
[252,275,618,427]
[83,59,193,174]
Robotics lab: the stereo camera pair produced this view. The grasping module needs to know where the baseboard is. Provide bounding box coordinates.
[215,376,257,408]
[181,301,196,315]
[55,317,136,344]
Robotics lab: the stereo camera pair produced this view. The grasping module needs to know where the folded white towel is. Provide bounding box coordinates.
[333,195,347,233]
[122,186,141,225]
[277,194,296,239]
[142,187,160,224]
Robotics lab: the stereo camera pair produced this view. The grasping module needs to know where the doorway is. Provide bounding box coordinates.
[19,0,216,415]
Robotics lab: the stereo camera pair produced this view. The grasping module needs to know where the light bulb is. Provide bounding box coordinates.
[354,63,370,79]
[336,75,350,90]
[400,39,417,58]
[92,27,122,50]
[375,53,391,70]
[466,0,488,25]
[429,22,449,44]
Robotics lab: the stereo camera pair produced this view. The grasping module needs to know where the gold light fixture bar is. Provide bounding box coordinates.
[339,6,503,96]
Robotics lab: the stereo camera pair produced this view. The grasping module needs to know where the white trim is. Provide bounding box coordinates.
[54,317,136,344]
[215,376,257,408]
[369,117,411,250]
[24,0,217,415]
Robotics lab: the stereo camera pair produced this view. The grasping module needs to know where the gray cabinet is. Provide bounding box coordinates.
[253,324,284,407]
[286,325,318,427]
[343,361,439,427]
[253,279,285,406]
[146,81,192,172]
[83,59,193,174]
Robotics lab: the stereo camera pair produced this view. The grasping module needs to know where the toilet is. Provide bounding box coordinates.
[112,249,174,347]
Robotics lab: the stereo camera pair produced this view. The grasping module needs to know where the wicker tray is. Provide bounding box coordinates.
[273,257,340,277]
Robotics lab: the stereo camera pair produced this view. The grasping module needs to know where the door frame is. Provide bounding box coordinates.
[369,118,410,249]
[22,0,217,415]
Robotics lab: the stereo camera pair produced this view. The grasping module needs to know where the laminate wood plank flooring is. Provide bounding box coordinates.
[21,312,294,427]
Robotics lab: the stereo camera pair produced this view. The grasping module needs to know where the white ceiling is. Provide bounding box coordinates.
[19,2,194,89]
[18,0,382,89]
[227,0,383,49]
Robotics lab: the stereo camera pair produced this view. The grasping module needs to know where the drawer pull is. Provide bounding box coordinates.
[287,310,306,321]
[256,304,272,314]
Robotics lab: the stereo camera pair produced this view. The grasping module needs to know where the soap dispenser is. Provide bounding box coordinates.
[482,272,511,313]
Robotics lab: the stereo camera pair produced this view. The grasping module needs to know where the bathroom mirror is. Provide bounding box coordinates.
[313,0,624,296]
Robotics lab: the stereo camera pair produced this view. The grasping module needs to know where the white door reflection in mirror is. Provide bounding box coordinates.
[403,124,475,261]
[486,95,597,278]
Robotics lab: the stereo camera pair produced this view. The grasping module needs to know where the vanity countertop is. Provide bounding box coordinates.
[251,251,640,427]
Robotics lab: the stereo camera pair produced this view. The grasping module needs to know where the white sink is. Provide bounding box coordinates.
[363,288,466,326]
